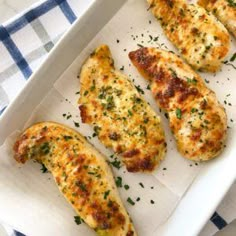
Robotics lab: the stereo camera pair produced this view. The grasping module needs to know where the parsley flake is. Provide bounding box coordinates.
[104,190,110,199]
[40,163,48,173]
[139,182,144,188]
[176,108,182,119]
[74,216,84,225]
[135,85,144,94]
[63,135,73,141]
[40,142,50,155]
[124,184,130,190]
[116,176,123,188]
[73,121,80,128]
[227,0,236,7]
[187,77,197,85]
[230,52,236,62]
[127,197,135,206]
[109,158,121,169]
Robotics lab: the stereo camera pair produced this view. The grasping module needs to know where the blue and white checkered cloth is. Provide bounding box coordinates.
[0,0,235,235]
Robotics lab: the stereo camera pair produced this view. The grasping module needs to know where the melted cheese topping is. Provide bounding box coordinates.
[129,47,227,161]
[79,45,166,172]
[198,0,236,38]
[147,0,230,72]
[13,122,136,236]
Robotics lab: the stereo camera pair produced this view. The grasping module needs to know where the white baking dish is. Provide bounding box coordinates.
[0,0,235,235]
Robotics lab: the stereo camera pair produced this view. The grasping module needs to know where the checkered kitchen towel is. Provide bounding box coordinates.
[0,0,235,235]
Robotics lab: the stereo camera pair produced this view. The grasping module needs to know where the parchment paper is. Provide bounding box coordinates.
[0,0,235,235]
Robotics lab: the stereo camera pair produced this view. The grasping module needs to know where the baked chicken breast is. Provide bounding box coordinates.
[198,0,236,38]
[79,45,166,172]
[14,122,136,236]
[147,0,230,72]
[129,47,227,161]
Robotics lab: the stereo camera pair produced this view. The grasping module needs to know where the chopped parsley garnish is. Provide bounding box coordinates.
[205,44,212,51]
[40,163,48,173]
[148,35,153,42]
[132,95,142,104]
[144,118,149,124]
[120,66,124,71]
[191,108,197,113]
[169,68,177,78]
[150,200,155,204]
[84,90,89,96]
[227,0,236,7]
[104,190,110,199]
[76,181,87,192]
[98,86,112,99]
[115,176,123,188]
[176,108,182,119]
[124,184,130,190]
[88,171,95,175]
[90,85,95,91]
[105,96,115,110]
[137,43,144,48]
[93,126,101,136]
[115,89,122,96]
[128,110,133,116]
[135,85,144,94]
[139,125,147,137]
[230,52,236,62]
[63,135,73,141]
[187,77,197,85]
[40,142,50,155]
[136,197,140,202]
[109,158,121,169]
[74,216,84,225]
[139,182,144,188]
[198,111,204,120]
[73,121,80,128]
[127,197,135,206]
[153,36,159,42]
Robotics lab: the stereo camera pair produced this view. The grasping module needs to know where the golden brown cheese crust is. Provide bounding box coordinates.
[198,0,236,38]
[13,122,136,236]
[79,45,166,172]
[147,0,230,72]
[129,47,227,161]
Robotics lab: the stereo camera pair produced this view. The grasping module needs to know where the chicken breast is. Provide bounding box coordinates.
[79,45,166,172]
[129,47,227,161]
[13,122,136,236]
[198,0,236,38]
[147,0,230,72]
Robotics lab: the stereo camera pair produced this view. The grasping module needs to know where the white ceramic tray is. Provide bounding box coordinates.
[0,0,235,235]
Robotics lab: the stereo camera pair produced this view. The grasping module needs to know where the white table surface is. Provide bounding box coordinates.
[0,1,235,236]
